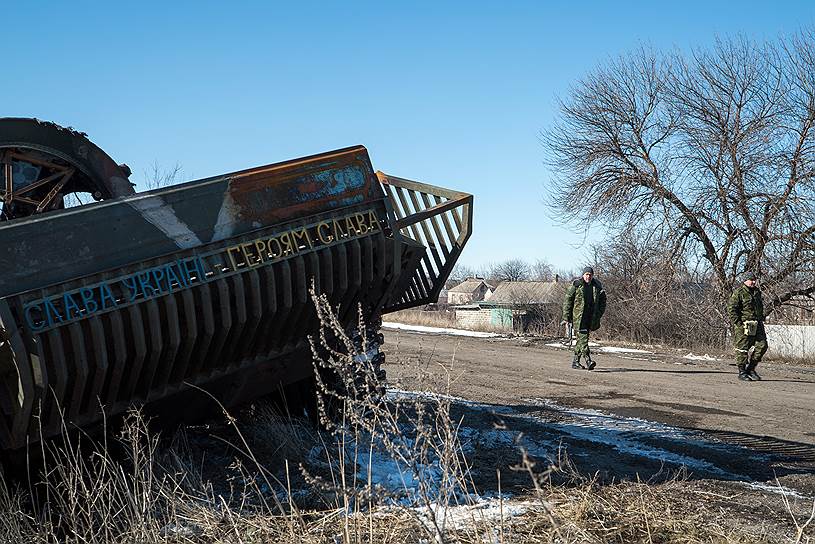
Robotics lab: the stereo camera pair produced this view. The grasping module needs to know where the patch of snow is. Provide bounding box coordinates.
[683,352,720,361]
[387,390,756,478]
[306,388,797,513]
[160,521,200,538]
[305,443,429,507]
[305,419,474,508]
[387,387,479,406]
[521,398,763,480]
[597,345,653,354]
[386,388,515,415]
[544,341,603,349]
[741,481,813,500]
[413,498,537,531]
[551,421,739,478]
[303,389,554,510]
[546,342,652,354]
[387,389,560,460]
[530,398,684,435]
[383,322,502,338]
[359,448,442,501]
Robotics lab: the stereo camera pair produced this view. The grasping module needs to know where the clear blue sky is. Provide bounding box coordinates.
[3,1,813,270]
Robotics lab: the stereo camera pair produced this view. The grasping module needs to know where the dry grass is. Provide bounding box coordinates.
[506,481,774,543]
[387,309,509,334]
[0,410,809,543]
[0,295,811,543]
[387,309,458,328]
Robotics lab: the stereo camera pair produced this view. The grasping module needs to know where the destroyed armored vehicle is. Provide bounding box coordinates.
[0,118,472,451]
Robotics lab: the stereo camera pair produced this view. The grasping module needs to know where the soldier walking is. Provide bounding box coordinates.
[562,267,607,370]
[728,271,768,381]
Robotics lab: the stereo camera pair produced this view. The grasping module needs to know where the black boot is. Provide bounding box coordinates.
[571,354,585,369]
[737,364,752,381]
[746,363,761,381]
[585,353,596,371]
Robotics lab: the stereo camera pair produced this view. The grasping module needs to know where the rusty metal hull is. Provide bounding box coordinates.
[0,146,382,298]
[0,144,471,451]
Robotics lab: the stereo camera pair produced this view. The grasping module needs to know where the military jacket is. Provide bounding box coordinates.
[562,278,607,331]
[727,284,764,325]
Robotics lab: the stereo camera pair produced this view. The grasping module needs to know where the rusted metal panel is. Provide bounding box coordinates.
[0,146,383,299]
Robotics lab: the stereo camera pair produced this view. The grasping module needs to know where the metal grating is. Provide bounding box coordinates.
[377,171,473,311]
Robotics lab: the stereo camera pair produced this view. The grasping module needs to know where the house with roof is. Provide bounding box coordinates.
[447,278,494,305]
[433,278,463,306]
[454,280,567,332]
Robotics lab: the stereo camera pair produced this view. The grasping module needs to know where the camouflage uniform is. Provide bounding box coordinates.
[727,282,768,380]
[562,277,607,362]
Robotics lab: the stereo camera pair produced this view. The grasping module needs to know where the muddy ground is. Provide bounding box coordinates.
[382,329,815,445]
[381,328,815,527]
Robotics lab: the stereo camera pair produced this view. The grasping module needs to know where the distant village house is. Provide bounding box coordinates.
[447,278,494,305]
[454,280,567,333]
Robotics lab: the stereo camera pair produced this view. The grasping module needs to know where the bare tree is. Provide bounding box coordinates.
[489,258,531,282]
[592,228,726,347]
[449,263,477,283]
[530,259,554,281]
[142,161,183,191]
[545,33,815,317]
[553,266,579,282]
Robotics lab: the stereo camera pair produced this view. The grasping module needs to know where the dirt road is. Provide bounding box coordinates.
[383,328,815,446]
[381,327,815,506]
